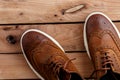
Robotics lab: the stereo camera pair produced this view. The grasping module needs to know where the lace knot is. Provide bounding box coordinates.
[48,58,76,76]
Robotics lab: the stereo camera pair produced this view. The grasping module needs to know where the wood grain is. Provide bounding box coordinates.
[0,0,120,23]
[0,24,84,53]
[0,54,38,79]
[0,22,120,53]
[0,53,93,79]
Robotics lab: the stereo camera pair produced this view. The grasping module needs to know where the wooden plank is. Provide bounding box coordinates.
[0,54,38,79]
[0,22,120,53]
[0,0,120,23]
[0,24,84,53]
[0,53,93,79]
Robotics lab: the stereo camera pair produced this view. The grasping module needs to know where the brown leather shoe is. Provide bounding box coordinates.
[21,29,83,80]
[84,12,120,80]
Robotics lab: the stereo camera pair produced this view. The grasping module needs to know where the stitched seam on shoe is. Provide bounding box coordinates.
[89,30,120,52]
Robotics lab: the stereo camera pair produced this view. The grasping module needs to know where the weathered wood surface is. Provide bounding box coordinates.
[0,24,84,53]
[0,0,120,79]
[0,53,93,79]
[0,22,119,53]
[0,0,120,23]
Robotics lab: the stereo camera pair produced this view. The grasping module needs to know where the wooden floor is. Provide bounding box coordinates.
[0,0,120,79]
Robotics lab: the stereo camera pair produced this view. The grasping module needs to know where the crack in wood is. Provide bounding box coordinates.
[3,26,19,31]
[64,4,85,14]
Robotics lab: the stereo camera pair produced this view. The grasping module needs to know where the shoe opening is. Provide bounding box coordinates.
[100,70,120,80]
[58,68,83,80]
[70,73,83,80]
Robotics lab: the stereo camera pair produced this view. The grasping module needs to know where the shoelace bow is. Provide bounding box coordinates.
[88,51,114,79]
[49,58,76,76]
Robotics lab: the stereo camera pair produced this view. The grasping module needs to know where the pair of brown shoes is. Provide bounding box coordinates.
[20,12,120,80]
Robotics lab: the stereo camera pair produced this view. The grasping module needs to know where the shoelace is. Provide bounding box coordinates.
[88,51,114,79]
[49,58,76,76]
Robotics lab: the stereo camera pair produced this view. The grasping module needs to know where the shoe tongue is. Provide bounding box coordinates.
[51,56,81,80]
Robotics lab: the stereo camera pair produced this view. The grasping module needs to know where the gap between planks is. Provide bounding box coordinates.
[0,22,120,53]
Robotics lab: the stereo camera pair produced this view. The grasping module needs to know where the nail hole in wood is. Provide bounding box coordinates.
[60,19,63,21]
[54,14,58,17]
[19,12,24,15]
[15,25,19,29]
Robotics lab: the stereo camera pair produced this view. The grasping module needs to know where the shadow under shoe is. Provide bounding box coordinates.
[59,68,83,80]
[100,61,120,80]
[89,61,120,80]
[100,70,120,80]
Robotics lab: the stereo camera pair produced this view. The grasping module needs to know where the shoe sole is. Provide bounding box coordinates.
[84,12,120,59]
[20,29,65,80]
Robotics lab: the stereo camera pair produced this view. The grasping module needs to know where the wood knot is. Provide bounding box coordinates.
[6,35,17,44]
